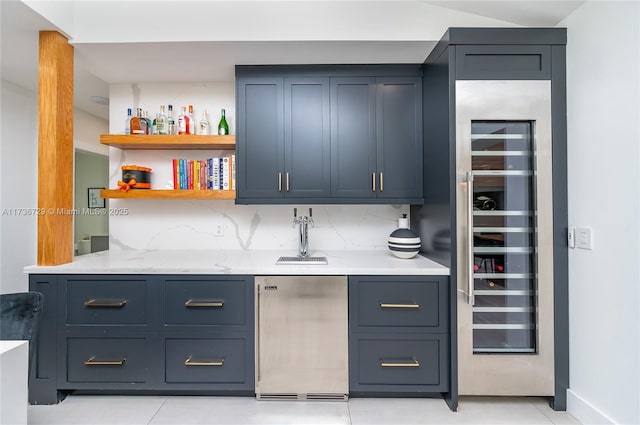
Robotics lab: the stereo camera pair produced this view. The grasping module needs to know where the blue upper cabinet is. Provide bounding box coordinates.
[285,77,331,198]
[375,77,423,200]
[236,77,284,199]
[236,66,424,205]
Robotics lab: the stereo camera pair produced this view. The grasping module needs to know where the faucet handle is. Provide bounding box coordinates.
[308,208,314,226]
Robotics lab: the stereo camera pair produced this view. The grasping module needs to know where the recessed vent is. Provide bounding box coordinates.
[257,393,348,401]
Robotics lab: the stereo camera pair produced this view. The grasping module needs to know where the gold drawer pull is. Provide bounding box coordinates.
[380,359,420,367]
[84,299,126,307]
[380,303,420,309]
[84,356,126,366]
[184,299,224,307]
[184,356,224,367]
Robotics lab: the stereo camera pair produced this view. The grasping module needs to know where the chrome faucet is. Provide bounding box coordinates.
[293,208,314,257]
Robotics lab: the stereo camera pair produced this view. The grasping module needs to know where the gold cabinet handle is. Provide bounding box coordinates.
[380,359,420,367]
[278,173,282,192]
[380,303,420,309]
[372,172,376,192]
[184,356,224,366]
[84,356,126,366]
[286,173,290,192]
[184,299,224,307]
[84,299,126,307]
[380,172,384,192]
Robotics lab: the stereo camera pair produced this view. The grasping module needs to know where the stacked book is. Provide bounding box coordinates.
[172,154,235,190]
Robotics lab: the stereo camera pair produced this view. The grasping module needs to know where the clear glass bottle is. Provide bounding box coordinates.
[199,110,210,135]
[188,105,196,135]
[157,105,168,135]
[178,106,190,135]
[167,104,175,135]
[152,113,159,135]
[125,108,132,134]
[143,110,153,134]
[217,109,229,135]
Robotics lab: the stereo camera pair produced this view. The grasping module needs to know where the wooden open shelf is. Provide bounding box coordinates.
[100,134,235,150]
[101,189,236,200]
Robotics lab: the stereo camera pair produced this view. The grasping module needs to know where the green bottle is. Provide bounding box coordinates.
[217,109,229,135]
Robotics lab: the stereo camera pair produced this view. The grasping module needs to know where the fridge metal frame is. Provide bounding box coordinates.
[455,80,555,395]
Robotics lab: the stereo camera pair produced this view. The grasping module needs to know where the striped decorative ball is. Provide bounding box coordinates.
[388,228,421,259]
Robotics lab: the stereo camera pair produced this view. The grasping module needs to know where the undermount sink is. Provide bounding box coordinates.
[276,256,328,265]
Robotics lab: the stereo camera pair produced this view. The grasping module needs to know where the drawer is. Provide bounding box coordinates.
[66,337,148,383]
[165,338,246,383]
[351,334,448,390]
[351,276,447,330]
[64,277,148,325]
[163,279,247,326]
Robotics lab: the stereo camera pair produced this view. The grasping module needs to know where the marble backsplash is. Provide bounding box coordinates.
[108,199,409,253]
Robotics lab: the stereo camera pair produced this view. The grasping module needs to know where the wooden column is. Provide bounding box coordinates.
[37,31,74,265]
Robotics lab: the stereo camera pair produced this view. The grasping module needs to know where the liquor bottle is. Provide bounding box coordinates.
[124,108,132,134]
[143,110,153,134]
[217,109,229,135]
[130,108,148,134]
[178,106,190,135]
[157,105,167,135]
[152,113,159,135]
[188,105,196,135]
[167,104,176,135]
[199,110,210,135]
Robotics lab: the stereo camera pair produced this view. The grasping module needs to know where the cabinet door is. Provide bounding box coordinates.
[237,77,284,199]
[284,77,331,198]
[330,77,376,198]
[376,77,423,199]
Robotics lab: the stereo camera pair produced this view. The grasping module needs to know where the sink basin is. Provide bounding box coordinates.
[276,256,328,265]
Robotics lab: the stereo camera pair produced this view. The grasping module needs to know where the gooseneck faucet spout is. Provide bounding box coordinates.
[293,208,314,257]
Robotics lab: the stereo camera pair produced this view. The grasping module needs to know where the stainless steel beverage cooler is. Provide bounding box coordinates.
[455,80,555,395]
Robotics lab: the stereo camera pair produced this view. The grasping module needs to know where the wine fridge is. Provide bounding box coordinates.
[456,80,555,395]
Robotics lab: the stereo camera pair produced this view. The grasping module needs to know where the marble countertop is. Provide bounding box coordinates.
[24,249,449,276]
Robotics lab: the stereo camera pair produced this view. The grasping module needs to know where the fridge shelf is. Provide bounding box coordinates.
[474,273,532,279]
[471,151,530,157]
[474,290,533,296]
[473,170,532,176]
[471,133,527,140]
[473,247,533,254]
[473,210,531,216]
[473,227,532,233]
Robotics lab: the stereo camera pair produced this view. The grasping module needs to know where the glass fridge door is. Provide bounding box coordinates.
[470,121,536,354]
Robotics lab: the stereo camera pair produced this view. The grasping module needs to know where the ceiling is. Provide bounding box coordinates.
[1,1,584,122]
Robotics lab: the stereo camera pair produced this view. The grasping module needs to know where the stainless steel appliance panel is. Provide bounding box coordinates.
[256,276,348,399]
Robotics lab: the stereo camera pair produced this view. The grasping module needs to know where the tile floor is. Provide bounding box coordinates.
[27,395,581,425]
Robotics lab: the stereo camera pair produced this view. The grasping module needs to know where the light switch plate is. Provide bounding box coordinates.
[568,227,575,248]
[575,227,593,250]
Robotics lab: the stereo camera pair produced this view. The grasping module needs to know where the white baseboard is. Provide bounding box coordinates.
[567,389,616,425]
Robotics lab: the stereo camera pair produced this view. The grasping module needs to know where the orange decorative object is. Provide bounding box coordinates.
[120,165,152,190]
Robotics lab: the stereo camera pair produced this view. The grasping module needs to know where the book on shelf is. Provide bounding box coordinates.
[172,153,235,191]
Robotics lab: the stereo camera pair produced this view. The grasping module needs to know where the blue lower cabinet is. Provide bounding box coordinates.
[348,275,450,395]
[165,337,248,384]
[29,274,254,402]
[66,337,148,383]
[350,334,448,392]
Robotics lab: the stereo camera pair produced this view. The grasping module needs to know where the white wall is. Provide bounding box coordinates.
[0,78,109,294]
[0,80,38,294]
[560,2,640,424]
